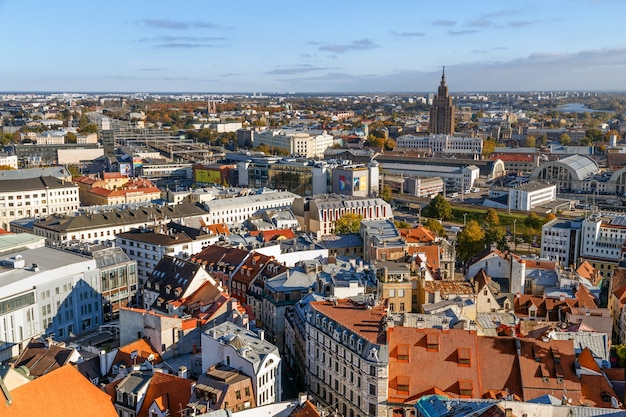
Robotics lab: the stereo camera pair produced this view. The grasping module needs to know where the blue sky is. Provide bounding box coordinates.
[2,0,626,93]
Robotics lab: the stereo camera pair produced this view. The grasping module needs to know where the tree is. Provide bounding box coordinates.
[559,133,571,146]
[484,208,500,227]
[428,194,452,220]
[334,213,363,234]
[78,124,98,134]
[394,220,411,229]
[380,185,392,202]
[457,220,485,261]
[423,218,446,237]
[482,138,497,158]
[525,212,543,230]
[545,213,557,223]
[65,132,77,144]
[525,135,536,148]
[538,134,548,147]
[78,111,89,130]
[580,137,592,146]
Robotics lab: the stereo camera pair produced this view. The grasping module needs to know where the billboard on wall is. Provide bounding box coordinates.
[119,163,132,176]
[133,156,143,168]
[339,175,347,191]
[195,169,222,184]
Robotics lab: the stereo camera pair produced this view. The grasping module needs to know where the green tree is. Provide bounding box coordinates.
[580,137,592,146]
[525,212,543,229]
[65,132,77,144]
[423,218,446,237]
[538,134,548,147]
[525,135,536,148]
[78,124,98,134]
[380,185,392,202]
[78,111,89,130]
[429,194,452,220]
[587,128,604,143]
[559,133,571,146]
[394,220,411,229]
[457,220,486,261]
[334,213,364,234]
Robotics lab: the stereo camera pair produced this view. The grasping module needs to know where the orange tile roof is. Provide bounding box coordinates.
[289,400,322,417]
[113,338,163,370]
[1,365,118,417]
[249,229,295,242]
[138,372,194,417]
[203,223,230,235]
[310,300,387,344]
[580,375,623,408]
[399,227,437,243]
[575,285,598,309]
[408,245,441,271]
[387,327,523,402]
[517,339,582,404]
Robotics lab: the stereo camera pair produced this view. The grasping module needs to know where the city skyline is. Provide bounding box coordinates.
[3,0,626,93]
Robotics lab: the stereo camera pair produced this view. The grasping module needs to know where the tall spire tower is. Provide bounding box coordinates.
[429,66,455,135]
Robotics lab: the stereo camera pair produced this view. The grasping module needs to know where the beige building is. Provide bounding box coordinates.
[74,173,161,206]
[0,176,79,230]
[293,195,393,237]
[254,129,334,158]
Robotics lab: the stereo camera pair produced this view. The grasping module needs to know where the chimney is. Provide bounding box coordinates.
[505,409,513,417]
[99,350,108,377]
[298,392,308,406]
[178,366,188,379]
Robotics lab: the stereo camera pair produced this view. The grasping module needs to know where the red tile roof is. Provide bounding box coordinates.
[138,372,194,417]
[399,227,437,243]
[289,400,322,417]
[310,300,387,344]
[1,365,118,417]
[249,229,295,242]
[113,338,163,370]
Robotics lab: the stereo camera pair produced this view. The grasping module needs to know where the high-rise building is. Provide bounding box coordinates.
[429,67,455,135]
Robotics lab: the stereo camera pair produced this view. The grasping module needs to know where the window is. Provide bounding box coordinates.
[369,384,376,395]
[236,390,241,400]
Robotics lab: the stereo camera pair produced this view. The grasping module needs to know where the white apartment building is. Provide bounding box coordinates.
[202,322,281,407]
[0,176,79,230]
[305,300,389,417]
[23,203,209,245]
[203,191,299,225]
[541,219,582,267]
[254,129,334,158]
[380,163,479,193]
[508,182,557,211]
[0,152,18,169]
[292,195,393,236]
[0,247,103,361]
[579,213,626,276]
[396,134,483,156]
[116,225,220,287]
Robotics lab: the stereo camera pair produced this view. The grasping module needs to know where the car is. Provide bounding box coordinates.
[463,190,471,195]
[450,192,459,198]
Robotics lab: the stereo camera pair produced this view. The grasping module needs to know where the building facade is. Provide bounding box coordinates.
[0,176,79,230]
[429,69,455,135]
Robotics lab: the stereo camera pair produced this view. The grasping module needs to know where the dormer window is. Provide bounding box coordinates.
[397,344,409,362]
[426,333,439,352]
[457,348,471,366]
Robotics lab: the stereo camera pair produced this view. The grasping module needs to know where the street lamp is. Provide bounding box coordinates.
[463,213,467,226]
[513,219,517,250]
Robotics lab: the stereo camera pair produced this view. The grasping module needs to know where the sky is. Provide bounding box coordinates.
[2,0,626,93]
